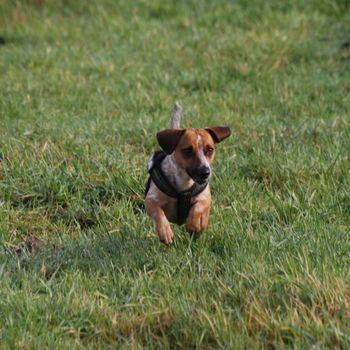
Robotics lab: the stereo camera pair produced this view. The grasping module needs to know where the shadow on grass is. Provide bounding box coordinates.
[1,219,217,288]
[2,233,163,284]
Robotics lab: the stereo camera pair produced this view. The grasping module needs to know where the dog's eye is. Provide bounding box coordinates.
[182,147,194,157]
[205,147,214,156]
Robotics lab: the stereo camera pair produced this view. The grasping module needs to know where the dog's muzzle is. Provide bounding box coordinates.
[187,166,211,185]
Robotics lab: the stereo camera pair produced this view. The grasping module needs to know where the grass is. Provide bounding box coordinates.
[0,0,350,348]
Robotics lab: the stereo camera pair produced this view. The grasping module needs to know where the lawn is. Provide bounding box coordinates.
[0,0,350,348]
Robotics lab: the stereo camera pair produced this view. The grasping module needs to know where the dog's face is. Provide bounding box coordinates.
[157,127,231,184]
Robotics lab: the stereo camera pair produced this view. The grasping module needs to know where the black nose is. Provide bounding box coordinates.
[198,166,210,179]
[187,166,211,184]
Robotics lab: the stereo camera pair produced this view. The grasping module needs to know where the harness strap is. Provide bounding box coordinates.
[145,151,208,225]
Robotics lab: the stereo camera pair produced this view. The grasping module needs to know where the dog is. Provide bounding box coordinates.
[145,103,231,244]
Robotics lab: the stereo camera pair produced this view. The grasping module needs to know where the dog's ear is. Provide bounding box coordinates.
[205,126,231,143]
[156,129,185,154]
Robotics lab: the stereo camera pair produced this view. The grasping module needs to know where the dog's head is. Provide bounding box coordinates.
[156,127,231,184]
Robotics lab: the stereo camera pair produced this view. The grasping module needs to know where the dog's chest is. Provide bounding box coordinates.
[162,197,178,223]
[162,195,200,224]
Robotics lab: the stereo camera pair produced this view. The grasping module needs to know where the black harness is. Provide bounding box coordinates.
[145,151,208,225]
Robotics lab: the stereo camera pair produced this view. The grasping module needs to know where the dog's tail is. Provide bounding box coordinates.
[170,102,181,129]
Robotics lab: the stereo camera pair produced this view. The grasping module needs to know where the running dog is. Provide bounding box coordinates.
[145,103,231,244]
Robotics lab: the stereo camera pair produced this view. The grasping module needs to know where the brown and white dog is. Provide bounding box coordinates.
[145,103,231,244]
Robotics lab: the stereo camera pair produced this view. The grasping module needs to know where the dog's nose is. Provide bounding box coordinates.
[198,166,211,179]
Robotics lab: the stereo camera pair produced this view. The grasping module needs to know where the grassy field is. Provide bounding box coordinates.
[1,0,350,348]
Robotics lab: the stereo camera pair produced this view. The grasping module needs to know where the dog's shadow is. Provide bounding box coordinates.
[6,235,156,280]
[4,226,201,284]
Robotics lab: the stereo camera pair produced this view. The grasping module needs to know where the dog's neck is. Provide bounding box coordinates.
[161,154,194,192]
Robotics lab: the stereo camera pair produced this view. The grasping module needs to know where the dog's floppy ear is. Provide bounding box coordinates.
[205,126,231,143]
[156,129,185,154]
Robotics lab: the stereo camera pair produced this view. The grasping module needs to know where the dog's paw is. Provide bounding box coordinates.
[157,222,174,245]
[186,214,208,235]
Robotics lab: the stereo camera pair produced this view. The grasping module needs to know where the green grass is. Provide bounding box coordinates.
[1,0,350,348]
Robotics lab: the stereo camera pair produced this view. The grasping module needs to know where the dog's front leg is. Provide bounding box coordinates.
[186,200,211,235]
[145,198,174,245]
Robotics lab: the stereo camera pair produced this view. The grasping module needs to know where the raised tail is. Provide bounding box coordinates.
[170,102,181,129]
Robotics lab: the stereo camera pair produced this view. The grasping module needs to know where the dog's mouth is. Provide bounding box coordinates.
[193,177,208,185]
